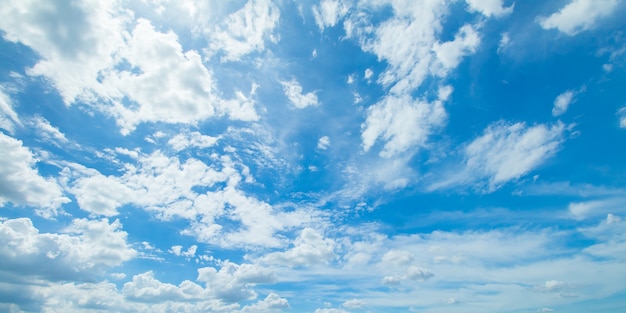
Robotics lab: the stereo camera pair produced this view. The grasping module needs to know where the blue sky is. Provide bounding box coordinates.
[1,0,626,312]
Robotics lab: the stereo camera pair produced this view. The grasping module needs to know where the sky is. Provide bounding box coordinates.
[0,0,626,312]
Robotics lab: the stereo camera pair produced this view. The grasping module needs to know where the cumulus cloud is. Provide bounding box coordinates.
[0,217,136,282]
[538,0,619,35]
[197,261,277,302]
[0,133,69,215]
[313,0,350,31]
[168,131,220,152]
[317,136,331,150]
[0,1,259,135]
[552,90,575,116]
[465,0,514,17]
[431,24,481,74]
[280,78,319,109]
[433,121,567,191]
[209,0,280,61]
[348,1,481,95]
[261,228,335,267]
[361,86,451,157]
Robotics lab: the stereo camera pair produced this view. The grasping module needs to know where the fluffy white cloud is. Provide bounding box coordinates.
[431,24,481,75]
[342,298,365,308]
[433,121,567,191]
[0,1,259,134]
[123,271,207,302]
[0,87,21,133]
[197,261,277,302]
[261,228,335,267]
[168,131,220,152]
[67,149,312,248]
[361,86,451,157]
[379,250,433,285]
[317,136,331,150]
[465,0,514,17]
[538,0,619,35]
[240,293,289,312]
[208,0,280,61]
[0,0,126,104]
[0,133,69,215]
[348,1,481,95]
[313,0,350,31]
[0,217,135,282]
[552,90,575,116]
[280,79,319,109]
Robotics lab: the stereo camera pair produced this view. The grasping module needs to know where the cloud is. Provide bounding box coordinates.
[261,228,336,267]
[552,90,575,116]
[197,261,277,302]
[0,133,69,215]
[348,1,481,95]
[364,68,373,80]
[0,87,21,134]
[361,86,451,158]
[209,0,280,61]
[0,2,259,135]
[431,24,481,75]
[538,0,619,35]
[317,136,331,150]
[342,298,365,308]
[313,0,350,31]
[465,0,514,17]
[240,293,289,312]
[280,79,319,109]
[123,271,207,302]
[0,0,126,104]
[618,107,626,128]
[168,131,220,152]
[0,217,136,282]
[433,121,567,191]
[315,309,350,313]
[30,116,69,144]
[379,250,433,285]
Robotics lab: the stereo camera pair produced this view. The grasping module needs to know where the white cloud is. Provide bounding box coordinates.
[317,136,331,150]
[433,121,567,191]
[0,133,69,215]
[261,228,335,267]
[465,0,514,17]
[240,292,289,312]
[349,2,481,95]
[342,298,365,308]
[280,79,319,109]
[0,2,259,135]
[315,309,350,313]
[364,68,373,80]
[123,271,207,302]
[105,18,258,134]
[0,0,126,104]
[209,0,280,61]
[0,87,21,133]
[30,116,69,144]
[0,217,136,281]
[568,197,626,220]
[618,107,626,128]
[431,24,481,75]
[168,131,220,152]
[379,250,433,285]
[197,261,277,302]
[313,0,350,31]
[361,86,451,157]
[538,0,619,35]
[552,90,575,116]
